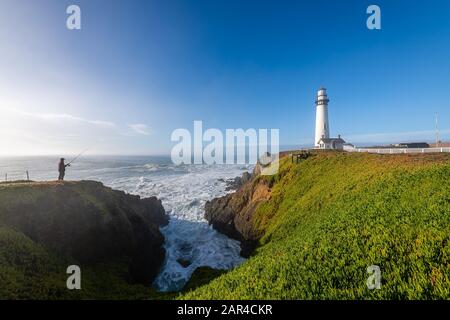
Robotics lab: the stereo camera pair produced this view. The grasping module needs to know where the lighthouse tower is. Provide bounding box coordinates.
[314,87,330,147]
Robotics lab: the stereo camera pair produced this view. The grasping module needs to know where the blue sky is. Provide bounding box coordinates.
[0,0,449,155]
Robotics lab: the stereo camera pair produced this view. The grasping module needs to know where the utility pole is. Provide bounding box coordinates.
[435,113,440,147]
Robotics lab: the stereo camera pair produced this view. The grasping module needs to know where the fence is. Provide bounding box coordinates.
[3,171,30,182]
[347,147,450,154]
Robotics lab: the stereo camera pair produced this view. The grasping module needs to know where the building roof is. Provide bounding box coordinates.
[318,137,346,144]
[396,142,430,148]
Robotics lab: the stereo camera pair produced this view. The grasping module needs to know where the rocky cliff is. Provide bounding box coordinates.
[205,166,271,257]
[0,180,169,299]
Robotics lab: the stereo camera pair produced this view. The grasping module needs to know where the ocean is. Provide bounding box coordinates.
[0,155,250,292]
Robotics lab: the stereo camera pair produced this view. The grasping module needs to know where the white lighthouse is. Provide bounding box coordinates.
[313,87,347,150]
[314,87,330,147]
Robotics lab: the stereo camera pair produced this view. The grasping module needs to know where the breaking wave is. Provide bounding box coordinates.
[108,162,250,291]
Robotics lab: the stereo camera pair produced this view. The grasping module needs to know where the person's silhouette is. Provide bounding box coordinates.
[58,158,70,181]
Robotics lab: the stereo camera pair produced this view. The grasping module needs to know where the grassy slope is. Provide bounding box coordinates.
[0,181,172,300]
[0,226,165,299]
[181,152,450,299]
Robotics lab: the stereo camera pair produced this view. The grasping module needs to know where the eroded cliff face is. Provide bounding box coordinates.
[0,180,168,287]
[205,166,271,257]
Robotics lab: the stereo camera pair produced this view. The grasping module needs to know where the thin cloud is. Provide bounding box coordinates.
[128,123,150,135]
[6,108,115,127]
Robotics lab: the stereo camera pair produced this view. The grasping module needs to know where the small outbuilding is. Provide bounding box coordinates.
[317,135,346,150]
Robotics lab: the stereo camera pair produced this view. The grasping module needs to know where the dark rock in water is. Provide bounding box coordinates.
[206,169,270,257]
[178,241,193,255]
[0,180,169,286]
[224,171,252,191]
[177,258,192,268]
[224,178,239,191]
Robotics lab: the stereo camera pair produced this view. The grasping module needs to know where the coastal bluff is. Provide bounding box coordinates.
[205,167,270,257]
[0,180,168,299]
[191,151,450,299]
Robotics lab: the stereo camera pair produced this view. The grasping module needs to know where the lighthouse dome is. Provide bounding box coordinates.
[317,88,327,96]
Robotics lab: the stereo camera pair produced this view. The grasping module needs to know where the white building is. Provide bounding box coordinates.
[314,87,346,150]
[317,135,346,150]
[314,87,330,147]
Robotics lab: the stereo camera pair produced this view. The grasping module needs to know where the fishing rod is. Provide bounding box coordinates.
[66,148,89,166]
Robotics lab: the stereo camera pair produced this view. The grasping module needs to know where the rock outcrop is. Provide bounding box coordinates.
[205,168,271,257]
[224,171,252,191]
[0,180,168,286]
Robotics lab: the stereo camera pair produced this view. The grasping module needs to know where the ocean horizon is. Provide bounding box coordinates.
[0,155,252,291]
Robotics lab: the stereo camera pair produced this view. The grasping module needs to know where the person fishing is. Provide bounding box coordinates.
[58,158,70,181]
[57,148,88,181]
